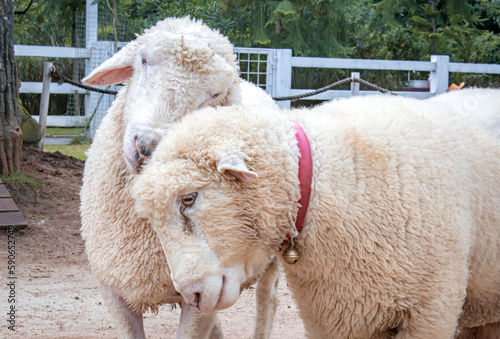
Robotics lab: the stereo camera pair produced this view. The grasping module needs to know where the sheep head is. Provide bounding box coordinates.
[83,17,241,171]
[132,106,300,313]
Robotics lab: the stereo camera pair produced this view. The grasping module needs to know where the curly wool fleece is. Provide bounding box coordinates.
[134,88,500,338]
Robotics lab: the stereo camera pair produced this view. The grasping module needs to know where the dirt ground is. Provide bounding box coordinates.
[0,146,305,339]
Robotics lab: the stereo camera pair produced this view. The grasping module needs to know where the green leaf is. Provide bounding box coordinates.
[274,1,296,16]
[409,15,432,29]
[253,21,271,45]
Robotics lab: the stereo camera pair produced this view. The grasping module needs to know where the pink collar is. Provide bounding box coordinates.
[292,120,312,234]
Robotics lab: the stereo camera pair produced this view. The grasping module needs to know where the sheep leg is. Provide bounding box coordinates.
[394,295,464,339]
[100,283,145,339]
[177,299,223,339]
[253,257,280,339]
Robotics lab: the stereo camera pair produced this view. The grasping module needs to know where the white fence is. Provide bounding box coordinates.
[15,43,500,137]
[13,0,500,141]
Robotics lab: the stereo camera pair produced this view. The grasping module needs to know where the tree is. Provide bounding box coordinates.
[218,0,359,58]
[353,0,500,64]
[0,0,22,176]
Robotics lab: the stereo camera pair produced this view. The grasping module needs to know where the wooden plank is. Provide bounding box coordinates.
[0,184,10,198]
[0,198,18,212]
[0,179,28,228]
[0,211,27,228]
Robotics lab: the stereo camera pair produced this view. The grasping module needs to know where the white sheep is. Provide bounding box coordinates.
[132,89,500,338]
[80,17,279,338]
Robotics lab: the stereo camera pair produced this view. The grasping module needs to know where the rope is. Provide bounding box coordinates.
[273,77,395,101]
[49,66,395,101]
[49,67,119,95]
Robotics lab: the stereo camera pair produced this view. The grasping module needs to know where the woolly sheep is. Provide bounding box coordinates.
[82,17,275,171]
[80,17,279,338]
[132,89,500,338]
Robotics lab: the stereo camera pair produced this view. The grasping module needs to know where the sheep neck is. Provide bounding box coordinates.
[292,120,312,234]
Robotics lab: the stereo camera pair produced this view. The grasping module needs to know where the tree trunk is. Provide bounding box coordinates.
[0,0,23,176]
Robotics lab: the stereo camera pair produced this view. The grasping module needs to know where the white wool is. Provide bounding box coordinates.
[133,88,500,338]
[80,17,278,338]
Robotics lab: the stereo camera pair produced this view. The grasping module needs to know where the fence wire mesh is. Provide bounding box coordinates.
[235,50,270,92]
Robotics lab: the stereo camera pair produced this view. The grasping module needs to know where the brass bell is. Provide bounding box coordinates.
[282,243,300,265]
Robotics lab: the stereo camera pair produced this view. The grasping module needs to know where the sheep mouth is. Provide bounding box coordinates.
[124,152,144,173]
[213,274,243,312]
[212,276,226,310]
[190,283,224,313]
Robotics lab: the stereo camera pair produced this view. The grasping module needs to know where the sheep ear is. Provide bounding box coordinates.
[82,41,140,85]
[217,152,258,182]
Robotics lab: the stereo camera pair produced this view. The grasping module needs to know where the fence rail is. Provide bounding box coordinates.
[19,82,88,94]
[448,62,500,74]
[14,45,90,59]
[15,43,500,139]
[291,57,437,72]
[15,45,90,95]
[288,89,434,101]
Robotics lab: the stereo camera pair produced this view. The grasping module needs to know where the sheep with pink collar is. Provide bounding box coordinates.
[132,89,500,338]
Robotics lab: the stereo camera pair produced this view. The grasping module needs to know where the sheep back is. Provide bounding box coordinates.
[282,90,500,337]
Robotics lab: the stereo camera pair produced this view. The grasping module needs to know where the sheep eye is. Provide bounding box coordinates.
[181,193,197,207]
[141,57,147,65]
[211,93,220,99]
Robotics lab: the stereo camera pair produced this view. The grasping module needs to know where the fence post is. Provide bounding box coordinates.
[272,49,292,109]
[85,41,116,137]
[84,0,98,134]
[38,62,53,151]
[85,0,98,50]
[429,55,449,95]
[351,72,360,96]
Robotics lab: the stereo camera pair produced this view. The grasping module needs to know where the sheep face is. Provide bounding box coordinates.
[132,106,299,313]
[83,17,240,171]
[132,158,271,313]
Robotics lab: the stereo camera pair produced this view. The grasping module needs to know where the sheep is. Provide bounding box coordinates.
[82,17,276,171]
[132,88,500,338]
[80,17,279,338]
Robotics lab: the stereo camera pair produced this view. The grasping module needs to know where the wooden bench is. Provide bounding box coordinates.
[0,179,27,230]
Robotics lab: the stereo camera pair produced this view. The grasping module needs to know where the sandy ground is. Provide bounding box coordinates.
[0,146,305,339]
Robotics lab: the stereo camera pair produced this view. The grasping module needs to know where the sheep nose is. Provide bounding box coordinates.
[184,291,202,308]
[176,275,223,312]
[134,137,158,164]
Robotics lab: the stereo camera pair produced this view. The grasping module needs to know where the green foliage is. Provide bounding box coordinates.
[218,0,359,57]
[69,135,92,145]
[355,0,500,63]
[0,172,44,188]
[45,127,83,136]
[14,0,85,47]
[14,0,86,117]
[12,0,500,109]
[44,142,91,161]
[14,1,500,62]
